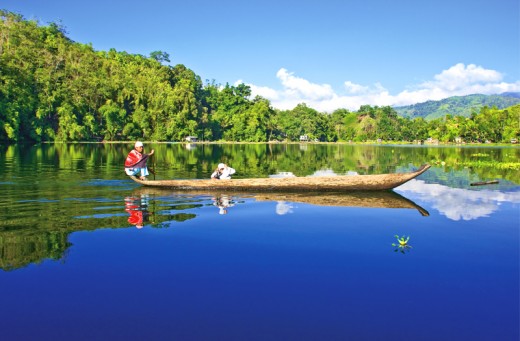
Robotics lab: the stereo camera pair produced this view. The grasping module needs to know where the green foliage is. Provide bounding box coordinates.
[392,235,410,246]
[0,232,71,271]
[1,10,519,144]
[99,100,126,140]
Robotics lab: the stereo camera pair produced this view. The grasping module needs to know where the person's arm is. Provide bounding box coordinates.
[133,154,149,168]
[141,149,154,167]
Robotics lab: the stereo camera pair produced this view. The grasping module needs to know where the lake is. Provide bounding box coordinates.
[1,143,519,341]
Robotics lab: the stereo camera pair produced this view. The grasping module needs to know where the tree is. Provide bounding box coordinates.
[330,109,349,141]
[149,51,170,64]
[99,100,126,140]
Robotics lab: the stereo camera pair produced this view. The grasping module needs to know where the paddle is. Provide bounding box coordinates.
[148,152,156,180]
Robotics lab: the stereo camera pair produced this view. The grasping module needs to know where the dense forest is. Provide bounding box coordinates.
[394,93,520,120]
[1,10,519,144]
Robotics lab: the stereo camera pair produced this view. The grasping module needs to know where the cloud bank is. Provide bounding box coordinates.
[242,63,520,112]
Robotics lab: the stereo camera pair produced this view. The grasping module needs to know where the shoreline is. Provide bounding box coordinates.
[29,140,520,147]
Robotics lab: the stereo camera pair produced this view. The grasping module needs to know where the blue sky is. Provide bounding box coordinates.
[4,0,519,111]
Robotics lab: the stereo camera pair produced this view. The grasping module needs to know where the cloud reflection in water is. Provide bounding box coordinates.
[396,180,520,221]
[276,201,294,215]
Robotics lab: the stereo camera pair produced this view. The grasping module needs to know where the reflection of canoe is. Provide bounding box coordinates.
[254,192,429,216]
[130,164,431,192]
[133,188,430,216]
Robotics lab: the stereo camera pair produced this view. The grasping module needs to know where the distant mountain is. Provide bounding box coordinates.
[394,93,520,120]
[499,92,520,99]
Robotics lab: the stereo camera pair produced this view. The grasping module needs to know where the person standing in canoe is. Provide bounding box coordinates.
[125,141,154,180]
[211,163,236,180]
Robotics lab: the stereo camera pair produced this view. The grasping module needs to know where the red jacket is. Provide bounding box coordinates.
[125,149,148,168]
[127,210,143,225]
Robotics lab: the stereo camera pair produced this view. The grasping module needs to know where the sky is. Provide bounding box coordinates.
[4,0,520,112]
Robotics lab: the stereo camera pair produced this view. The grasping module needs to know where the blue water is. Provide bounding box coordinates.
[1,143,519,340]
[1,182,518,341]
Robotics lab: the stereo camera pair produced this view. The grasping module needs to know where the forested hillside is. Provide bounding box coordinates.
[394,93,520,120]
[1,10,519,144]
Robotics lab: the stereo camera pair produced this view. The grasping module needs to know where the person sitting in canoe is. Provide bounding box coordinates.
[124,141,154,180]
[211,163,236,180]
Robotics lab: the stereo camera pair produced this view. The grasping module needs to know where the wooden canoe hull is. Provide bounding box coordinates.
[129,164,431,192]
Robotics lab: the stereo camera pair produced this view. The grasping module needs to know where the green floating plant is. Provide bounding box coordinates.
[392,235,409,246]
[392,235,412,253]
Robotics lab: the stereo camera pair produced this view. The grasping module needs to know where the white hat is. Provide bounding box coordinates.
[135,141,144,148]
[218,163,226,169]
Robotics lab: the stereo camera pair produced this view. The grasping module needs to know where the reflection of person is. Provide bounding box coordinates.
[213,195,235,215]
[125,195,151,229]
[211,163,236,180]
[124,141,155,180]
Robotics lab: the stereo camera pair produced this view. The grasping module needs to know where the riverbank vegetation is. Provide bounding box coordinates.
[1,10,519,144]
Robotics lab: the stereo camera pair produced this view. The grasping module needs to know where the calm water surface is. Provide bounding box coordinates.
[1,143,519,341]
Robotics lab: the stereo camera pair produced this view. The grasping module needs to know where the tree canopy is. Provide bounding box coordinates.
[1,10,519,144]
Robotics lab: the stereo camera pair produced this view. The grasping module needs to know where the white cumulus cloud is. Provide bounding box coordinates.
[242,63,520,112]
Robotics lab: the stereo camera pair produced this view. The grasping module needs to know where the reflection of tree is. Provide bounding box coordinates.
[166,213,196,223]
[0,191,201,269]
[0,232,71,271]
[167,204,204,210]
[5,143,518,185]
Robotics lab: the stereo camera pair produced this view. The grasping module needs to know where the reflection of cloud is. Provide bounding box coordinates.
[311,169,338,177]
[396,180,520,221]
[269,172,296,178]
[310,169,359,177]
[276,201,294,215]
[270,170,359,177]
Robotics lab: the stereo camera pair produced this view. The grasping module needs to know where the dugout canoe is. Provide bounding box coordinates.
[129,163,431,192]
